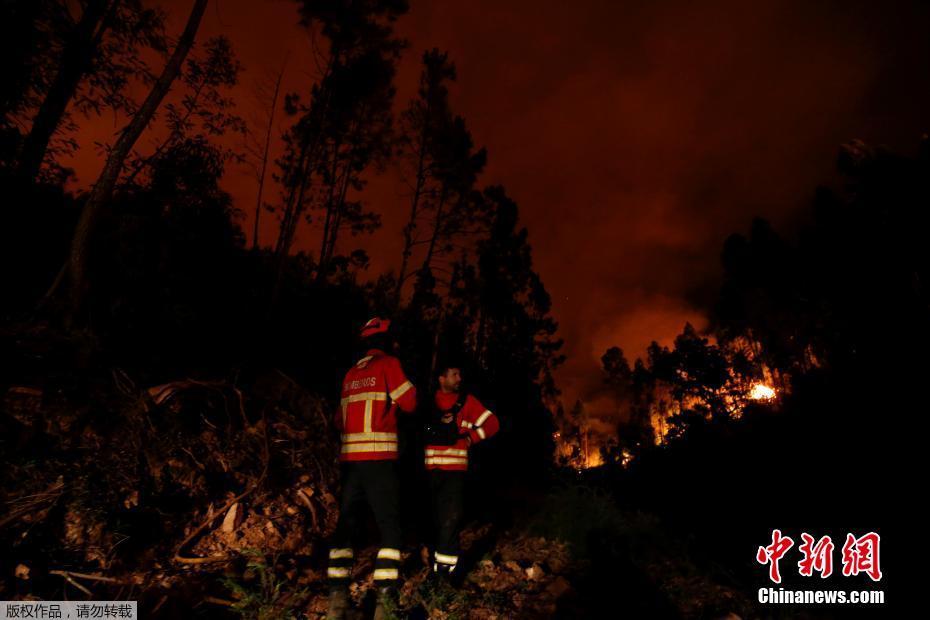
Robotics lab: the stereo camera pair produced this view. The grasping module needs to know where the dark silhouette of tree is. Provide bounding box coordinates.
[15,0,167,184]
[417,119,487,282]
[714,218,808,374]
[715,138,930,381]
[0,0,66,165]
[602,320,758,457]
[393,49,489,307]
[452,185,563,472]
[243,56,288,250]
[395,49,455,300]
[602,346,633,397]
[91,134,244,370]
[600,346,653,460]
[313,46,396,281]
[123,35,244,188]
[388,51,490,395]
[45,0,209,321]
[270,0,407,305]
[473,186,563,386]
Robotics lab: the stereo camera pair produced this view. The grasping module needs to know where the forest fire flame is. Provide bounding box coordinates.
[749,383,776,401]
[553,429,605,470]
[554,334,787,469]
[647,379,782,445]
[584,449,605,469]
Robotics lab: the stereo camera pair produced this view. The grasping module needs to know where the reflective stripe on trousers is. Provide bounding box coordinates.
[327,461,402,587]
[374,547,401,585]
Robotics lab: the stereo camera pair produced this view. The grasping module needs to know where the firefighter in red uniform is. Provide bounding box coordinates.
[327,318,417,620]
[423,362,499,578]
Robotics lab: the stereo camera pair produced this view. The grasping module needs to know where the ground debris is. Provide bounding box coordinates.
[401,530,578,620]
[3,386,43,427]
[1,365,338,610]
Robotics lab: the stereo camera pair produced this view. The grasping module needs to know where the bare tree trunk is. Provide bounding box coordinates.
[272,109,332,263]
[252,59,287,250]
[318,159,353,279]
[121,75,209,187]
[271,52,337,262]
[318,138,343,269]
[16,0,112,182]
[274,146,308,255]
[429,305,445,380]
[53,0,209,321]
[318,115,364,282]
[422,185,448,273]
[268,51,344,310]
[269,146,317,309]
[395,105,432,304]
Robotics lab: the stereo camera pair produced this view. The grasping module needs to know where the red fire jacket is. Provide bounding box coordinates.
[425,391,499,471]
[337,348,416,461]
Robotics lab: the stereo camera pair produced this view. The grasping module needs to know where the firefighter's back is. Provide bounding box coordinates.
[338,349,415,462]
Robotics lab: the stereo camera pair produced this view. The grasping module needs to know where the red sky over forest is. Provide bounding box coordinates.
[62,0,930,412]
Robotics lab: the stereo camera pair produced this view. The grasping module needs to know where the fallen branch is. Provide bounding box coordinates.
[172,415,271,565]
[147,379,248,427]
[151,594,168,615]
[0,479,65,530]
[296,488,320,531]
[50,571,93,596]
[49,570,130,585]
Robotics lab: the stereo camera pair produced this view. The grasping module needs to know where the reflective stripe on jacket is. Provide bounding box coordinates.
[338,349,416,461]
[425,391,499,471]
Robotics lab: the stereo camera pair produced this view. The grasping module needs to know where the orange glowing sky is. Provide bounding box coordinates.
[61,0,930,411]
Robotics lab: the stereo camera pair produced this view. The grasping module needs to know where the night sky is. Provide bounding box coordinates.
[62,0,930,416]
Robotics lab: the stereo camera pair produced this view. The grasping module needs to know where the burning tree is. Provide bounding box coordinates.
[553,400,608,470]
[635,325,786,446]
[553,325,787,471]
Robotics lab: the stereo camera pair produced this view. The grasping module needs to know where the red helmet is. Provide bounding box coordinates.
[360,317,391,339]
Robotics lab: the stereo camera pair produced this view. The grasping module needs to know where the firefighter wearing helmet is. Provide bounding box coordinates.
[327,318,417,620]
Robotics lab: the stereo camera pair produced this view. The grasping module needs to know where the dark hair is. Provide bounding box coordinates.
[435,360,463,378]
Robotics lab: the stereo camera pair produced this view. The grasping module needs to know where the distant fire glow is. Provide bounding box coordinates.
[585,450,604,469]
[749,383,776,401]
[555,338,787,465]
[620,449,633,468]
